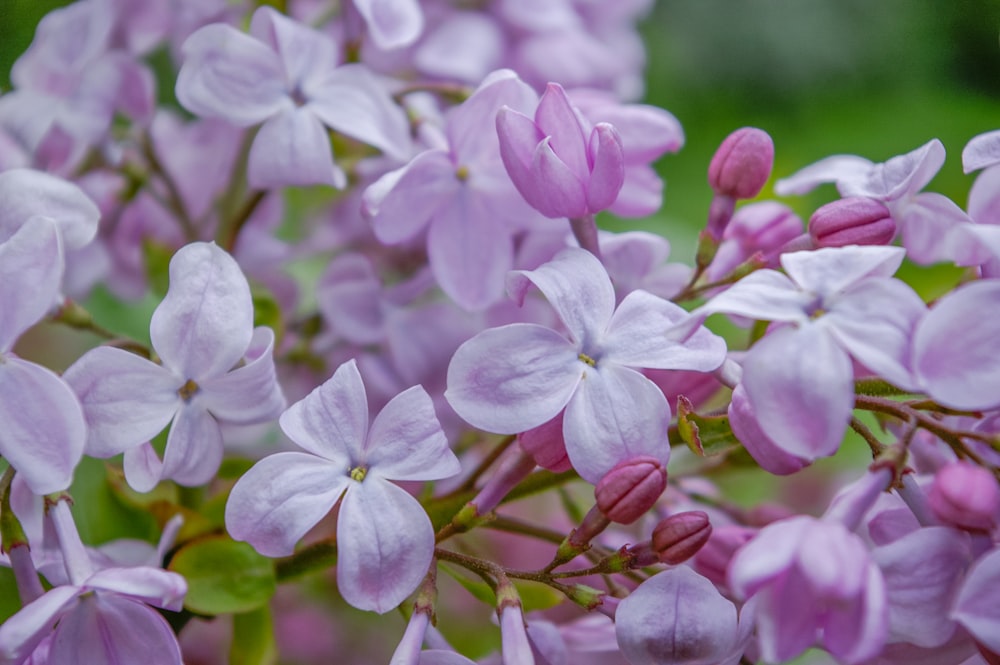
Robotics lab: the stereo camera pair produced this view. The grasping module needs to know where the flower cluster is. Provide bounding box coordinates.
[1,2,1000,665]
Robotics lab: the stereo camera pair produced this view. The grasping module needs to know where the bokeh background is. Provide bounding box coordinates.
[2,1,1000,662]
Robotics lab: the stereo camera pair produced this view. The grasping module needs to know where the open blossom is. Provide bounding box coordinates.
[64,241,286,491]
[226,359,461,613]
[446,247,726,483]
[176,6,410,189]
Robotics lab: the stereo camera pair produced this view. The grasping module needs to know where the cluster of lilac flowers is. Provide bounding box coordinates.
[1,1,1000,664]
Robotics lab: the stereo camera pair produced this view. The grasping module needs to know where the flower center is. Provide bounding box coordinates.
[178,379,200,401]
[455,165,470,181]
[578,352,596,367]
[350,465,368,482]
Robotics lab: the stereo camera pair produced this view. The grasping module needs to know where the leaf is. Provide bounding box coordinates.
[169,535,276,615]
[439,563,494,606]
[230,606,277,665]
[676,396,741,457]
[514,580,563,612]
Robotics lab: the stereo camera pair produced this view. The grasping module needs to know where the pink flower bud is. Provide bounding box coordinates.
[809,197,896,248]
[708,127,774,199]
[594,456,667,525]
[928,461,1000,532]
[692,525,756,588]
[652,511,713,565]
[518,412,572,472]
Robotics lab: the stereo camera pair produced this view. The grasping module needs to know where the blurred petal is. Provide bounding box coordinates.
[0,358,86,495]
[0,217,63,350]
[365,150,455,244]
[150,242,254,380]
[279,359,368,464]
[353,0,424,49]
[199,327,286,424]
[448,69,537,164]
[366,385,459,481]
[563,364,670,484]
[225,452,348,557]
[249,7,336,88]
[774,155,873,196]
[337,478,434,613]
[951,546,1000,653]
[963,129,1000,173]
[0,586,82,665]
[0,169,99,249]
[248,107,343,189]
[445,323,580,434]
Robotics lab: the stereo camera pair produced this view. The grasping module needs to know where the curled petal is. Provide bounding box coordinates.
[445,323,580,435]
[496,106,544,201]
[85,567,187,612]
[951,547,1000,653]
[963,129,1000,173]
[150,242,254,381]
[337,478,434,613]
[225,452,349,557]
[353,0,424,49]
[843,139,945,202]
[123,442,164,494]
[586,123,625,212]
[529,138,588,219]
[0,169,99,249]
[774,155,874,196]
[199,327,286,425]
[728,384,809,476]
[535,83,588,181]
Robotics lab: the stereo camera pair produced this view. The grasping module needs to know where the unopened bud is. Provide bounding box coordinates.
[929,461,1000,532]
[595,456,667,525]
[809,197,896,248]
[652,511,713,564]
[692,525,756,588]
[708,127,774,199]
[518,412,571,472]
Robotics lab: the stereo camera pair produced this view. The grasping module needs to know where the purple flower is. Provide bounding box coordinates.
[446,247,725,483]
[225,359,461,613]
[729,516,889,664]
[497,82,625,219]
[64,241,286,491]
[176,7,410,189]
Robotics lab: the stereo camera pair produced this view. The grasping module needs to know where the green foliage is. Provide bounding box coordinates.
[169,535,277,615]
[230,605,278,665]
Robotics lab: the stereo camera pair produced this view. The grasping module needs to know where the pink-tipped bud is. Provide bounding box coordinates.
[595,456,667,525]
[708,127,774,199]
[928,461,1000,532]
[518,412,571,472]
[809,197,896,248]
[692,525,756,588]
[652,511,713,565]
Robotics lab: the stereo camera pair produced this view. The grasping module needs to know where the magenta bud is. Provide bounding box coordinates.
[809,197,896,248]
[708,127,774,199]
[928,461,1000,532]
[594,456,667,525]
[692,525,756,588]
[518,412,572,473]
[652,511,713,565]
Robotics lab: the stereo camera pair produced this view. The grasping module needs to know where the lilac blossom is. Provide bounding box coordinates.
[176,6,410,189]
[363,69,549,310]
[672,245,925,463]
[951,546,1000,655]
[774,139,980,264]
[446,247,726,483]
[225,359,461,613]
[63,241,286,491]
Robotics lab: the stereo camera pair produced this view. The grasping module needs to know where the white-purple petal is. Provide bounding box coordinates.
[225,452,349,557]
[337,478,435,613]
[365,149,456,245]
[445,323,581,435]
[247,107,344,189]
[352,0,424,50]
[951,546,1000,653]
[365,385,459,481]
[586,123,625,213]
[85,567,187,612]
[0,586,82,665]
[0,169,99,249]
[0,217,64,351]
[773,154,874,196]
[963,129,1000,173]
[198,327,286,424]
[780,245,905,298]
[159,404,223,487]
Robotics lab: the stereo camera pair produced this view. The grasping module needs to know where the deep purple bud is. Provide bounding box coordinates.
[652,511,713,565]
[809,197,896,248]
[692,525,756,588]
[708,127,774,199]
[928,461,1000,532]
[594,456,667,525]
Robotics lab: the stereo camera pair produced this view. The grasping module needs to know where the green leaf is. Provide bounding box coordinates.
[676,396,741,457]
[439,564,494,606]
[251,284,284,347]
[230,606,277,665]
[169,535,276,615]
[514,580,563,612]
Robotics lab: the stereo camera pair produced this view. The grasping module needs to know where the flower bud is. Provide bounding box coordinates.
[594,456,666,525]
[809,197,896,248]
[651,511,712,565]
[928,461,1000,532]
[708,127,774,199]
[692,525,756,588]
[518,412,571,472]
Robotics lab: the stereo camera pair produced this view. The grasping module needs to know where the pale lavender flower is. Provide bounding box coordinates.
[176,6,410,189]
[347,0,424,50]
[225,359,460,613]
[963,130,1000,173]
[951,546,1000,655]
[673,245,925,463]
[64,241,286,491]
[446,247,725,483]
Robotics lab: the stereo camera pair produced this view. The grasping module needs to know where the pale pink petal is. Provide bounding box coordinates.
[365,385,459,481]
[63,346,179,458]
[496,106,543,201]
[729,384,809,475]
[951,546,1000,653]
[535,83,588,181]
[365,150,455,244]
[529,138,588,218]
[0,358,86,495]
[414,14,504,84]
[0,218,63,350]
[159,404,223,486]
[754,569,823,662]
[963,130,1000,173]
[586,123,625,212]
[843,139,944,202]
[149,242,254,381]
[823,562,889,664]
[247,107,344,189]
[123,442,164,494]
[86,567,187,612]
[279,359,368,464]
[896,192,977,265]
[337,478,434,613]
[608,164,663,217]
[780,245,905,298]
[506,247,615,346]
[199,327,286,424]
[563,364,670,484]
[445,324,581,434]
[316,253,385,344]
[0,169,99,249]
[447,69,537,164]
[225,452,349,557]
[774,155,874,196]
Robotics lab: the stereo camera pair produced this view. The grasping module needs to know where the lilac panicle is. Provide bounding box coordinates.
[225,359,461,613]
[176,6,410,189]
[64,241,285,491]
[446,247,726,483]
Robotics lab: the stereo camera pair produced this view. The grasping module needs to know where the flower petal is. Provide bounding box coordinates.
[86,567,187,612]
[0,586,82,664]
[199,327,286,424]
[248,107,343,189]
[365,385,459,481]
[586,123,625,212]
[159,403,223,487]
[0,217,63,351]
[0,169,99,249]
[535,83,588,182]
[563,364,670,484]
[352,0,424,49]
[279,359,368,464]
[445,323,580,434]
[336,478,434,613]
[150,241,254,381]
[225,451,349,557]
[496,106,543,201]
[728,384,809,476]
[780,245,905,298]
[963,129,1000,173]
[0,357,86,495]
[951,546,1000,653]
[529,138,588,219]
[364,149,455,245]
[843,139,944,202]
[774,155,874,196]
